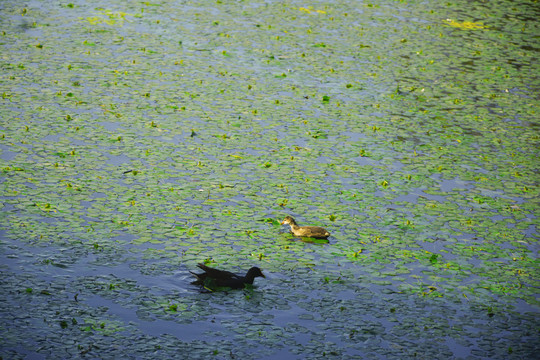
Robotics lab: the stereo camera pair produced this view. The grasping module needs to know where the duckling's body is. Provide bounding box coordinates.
[281,216,330,239]
[190,263,265,289]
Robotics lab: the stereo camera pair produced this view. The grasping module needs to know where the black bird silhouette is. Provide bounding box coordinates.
[190,263,265,289]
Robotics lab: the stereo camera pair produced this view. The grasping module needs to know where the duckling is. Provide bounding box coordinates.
[281,216,330,239]
[190,263,265,289]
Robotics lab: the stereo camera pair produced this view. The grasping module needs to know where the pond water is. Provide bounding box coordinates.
[0,0,538,359]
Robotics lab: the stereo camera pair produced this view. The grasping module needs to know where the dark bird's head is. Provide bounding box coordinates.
[246,267,265,282]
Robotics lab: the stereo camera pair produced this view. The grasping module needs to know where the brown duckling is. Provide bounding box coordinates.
[190,263,265,289]
[281,216,331,239]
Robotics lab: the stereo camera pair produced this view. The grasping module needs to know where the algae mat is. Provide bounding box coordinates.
[0,0,538,359]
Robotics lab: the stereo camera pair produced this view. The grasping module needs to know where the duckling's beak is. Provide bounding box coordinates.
[280,220,286,225]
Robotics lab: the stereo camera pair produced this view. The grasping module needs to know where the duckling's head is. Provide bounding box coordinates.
[281,216,297,226]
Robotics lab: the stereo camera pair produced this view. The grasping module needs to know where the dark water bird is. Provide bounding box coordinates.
[281,216,331,239]
[190,263,265,289]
